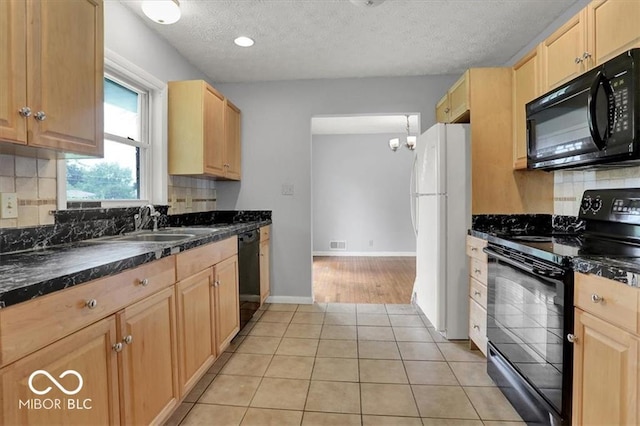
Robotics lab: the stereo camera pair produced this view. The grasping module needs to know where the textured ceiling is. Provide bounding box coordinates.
[121,0,579,83]
[312,114,420,135]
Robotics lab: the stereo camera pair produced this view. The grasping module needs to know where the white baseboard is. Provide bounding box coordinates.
[313,251,416,257]
[265,296,314,304]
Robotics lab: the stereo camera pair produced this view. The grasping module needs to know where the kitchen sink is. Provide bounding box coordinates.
[113,233,196,242]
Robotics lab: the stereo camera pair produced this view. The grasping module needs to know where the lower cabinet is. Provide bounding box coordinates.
[117,287,179,425]
[176,268,216,397]
[260,237,271,305]
[215,255,240,354]
[0,316,120,425]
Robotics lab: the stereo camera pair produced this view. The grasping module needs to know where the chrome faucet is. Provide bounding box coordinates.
[134,204,161,232]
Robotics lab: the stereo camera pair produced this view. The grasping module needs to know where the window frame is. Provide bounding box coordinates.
[57,49,167,209]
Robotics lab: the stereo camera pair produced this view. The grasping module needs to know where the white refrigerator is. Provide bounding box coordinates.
[410,123,471,340]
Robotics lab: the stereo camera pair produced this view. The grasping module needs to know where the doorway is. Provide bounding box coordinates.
[310,114,419,304]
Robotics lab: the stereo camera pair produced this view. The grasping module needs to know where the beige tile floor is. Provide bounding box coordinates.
[164,303,524,426]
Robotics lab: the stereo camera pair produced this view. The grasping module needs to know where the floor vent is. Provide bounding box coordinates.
[329,240,347,250]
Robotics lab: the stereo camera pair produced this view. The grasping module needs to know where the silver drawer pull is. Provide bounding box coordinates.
[138,278,149,287]
[591,294,603,303]
[474,268,481,274]
[112,342,123,352]
[34,111,46,121]
[123,335,133,345]
[470,247,478,252]
[567,334,577,343]
[85,299,98,309]
[473,290,481,297]
[473,324,480,330]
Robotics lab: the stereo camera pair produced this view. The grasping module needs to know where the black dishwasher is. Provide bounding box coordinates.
[238,230,260,330]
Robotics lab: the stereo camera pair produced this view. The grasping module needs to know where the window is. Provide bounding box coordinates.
[64,75,150,203]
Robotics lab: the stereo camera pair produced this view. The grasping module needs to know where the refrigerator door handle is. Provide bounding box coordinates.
[410,154,418,236]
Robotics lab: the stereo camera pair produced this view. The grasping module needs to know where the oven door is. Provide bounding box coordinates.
[485,246,573,424]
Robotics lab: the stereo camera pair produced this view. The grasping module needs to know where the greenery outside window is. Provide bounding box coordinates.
[64,75,150,204]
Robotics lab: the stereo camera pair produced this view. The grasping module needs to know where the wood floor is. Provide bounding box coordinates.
[312,256,416,304]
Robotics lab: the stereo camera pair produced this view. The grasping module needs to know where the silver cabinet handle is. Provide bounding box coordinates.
[474,268,481,274]
[18,107,31,117]
[470,247,478,252]
[112,342,123,352]
[591,294,603,303]
[138,278,149,287]
[86,299,98,309]
[34,111,46,121]
[575,57,583,64]
[213,280,220,288]
[583,51,592,60]
[473,290,481,297]
[567,334,577,343]
[473,324,480,330]
[444,108,450,113]
[123,335,133,345]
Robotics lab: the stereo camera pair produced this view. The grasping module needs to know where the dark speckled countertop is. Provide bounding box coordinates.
[0,221,270,309]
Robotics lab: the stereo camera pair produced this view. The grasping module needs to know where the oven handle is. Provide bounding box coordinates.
[483,247,565,284]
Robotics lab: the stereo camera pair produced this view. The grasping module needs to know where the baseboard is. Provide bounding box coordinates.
[265,296,314,304]
[313,251,416,257]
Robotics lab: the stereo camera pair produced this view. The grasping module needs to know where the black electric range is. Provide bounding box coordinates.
[482,189,640,426]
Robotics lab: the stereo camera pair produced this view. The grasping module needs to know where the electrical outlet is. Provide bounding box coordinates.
[281,184,294,196]
[369,240,374,247]
[0,192,18,219]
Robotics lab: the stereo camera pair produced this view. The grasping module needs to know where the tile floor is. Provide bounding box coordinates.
[164,303,524,426]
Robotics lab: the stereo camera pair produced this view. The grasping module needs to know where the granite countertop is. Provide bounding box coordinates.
[0,220,271,309]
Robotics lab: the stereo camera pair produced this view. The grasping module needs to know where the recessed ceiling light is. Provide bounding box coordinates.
[234,36,255,48]
[141,0,181,25]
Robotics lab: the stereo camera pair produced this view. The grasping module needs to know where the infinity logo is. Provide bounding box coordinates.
[28,370,84,396]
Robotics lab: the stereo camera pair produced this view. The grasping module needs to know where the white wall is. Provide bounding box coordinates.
[312,133,416,256]
[215,75,457,301]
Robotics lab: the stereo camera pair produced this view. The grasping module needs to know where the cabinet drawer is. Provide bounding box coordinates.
[469,278,488,309]
[176,236,238,281]
[260,225,271,242]
[469,257,488,285]
[469,298,487,357]
[0,256,175,366]
[575,272,639,334]
[466,235,488,261]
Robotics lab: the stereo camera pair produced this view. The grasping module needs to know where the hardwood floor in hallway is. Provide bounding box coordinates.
[312,256,416,304]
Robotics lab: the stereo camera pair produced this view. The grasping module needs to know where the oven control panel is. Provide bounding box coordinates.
[579,189,640,225]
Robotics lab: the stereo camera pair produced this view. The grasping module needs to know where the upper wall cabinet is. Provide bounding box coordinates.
[512,46,541,170]
[587,0,640,65]
[541,0,640,92]
[436,71,470,124]
[0,0,104,156]
[168,80,241,180]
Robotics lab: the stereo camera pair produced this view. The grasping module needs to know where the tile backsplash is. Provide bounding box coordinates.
[0,154,57,228]
[554,165,640,215]
[0,154,218,228]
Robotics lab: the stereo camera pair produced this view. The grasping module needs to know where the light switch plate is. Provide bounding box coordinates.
[281,184,294,196]
[0,192,18,218]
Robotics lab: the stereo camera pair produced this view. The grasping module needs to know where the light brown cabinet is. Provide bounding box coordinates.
[168,80,241,180]
[260,225,271,305]
[0,0,103,156]
[512,47,541,170]
[572,272,640,425]
[117,287,179,425]
[466,235,488,356]
[540,0,640,92]
[214,255,240,354]
[436,68,553,214]
[435,71,470,123]
[175,268,216,397]
[0,317,120,425]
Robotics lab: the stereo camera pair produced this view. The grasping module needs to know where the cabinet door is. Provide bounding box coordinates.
[176,268,216,397]
[0,317,119,425]
[27,0,103,155]
[118,287,179,426]
[214,255,240,353]
[0,0,27,144]
[224,99,241,180]
[204,85,225,176]
[587,0,640,66]
[260,239,271,305]
[435,94,450,123]
[541,10,587,91]
[449,70,470,123]
[573,309,638,425]
[512,47,540,170]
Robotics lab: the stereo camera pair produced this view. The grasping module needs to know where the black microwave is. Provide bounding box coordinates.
[526,48,639,170]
